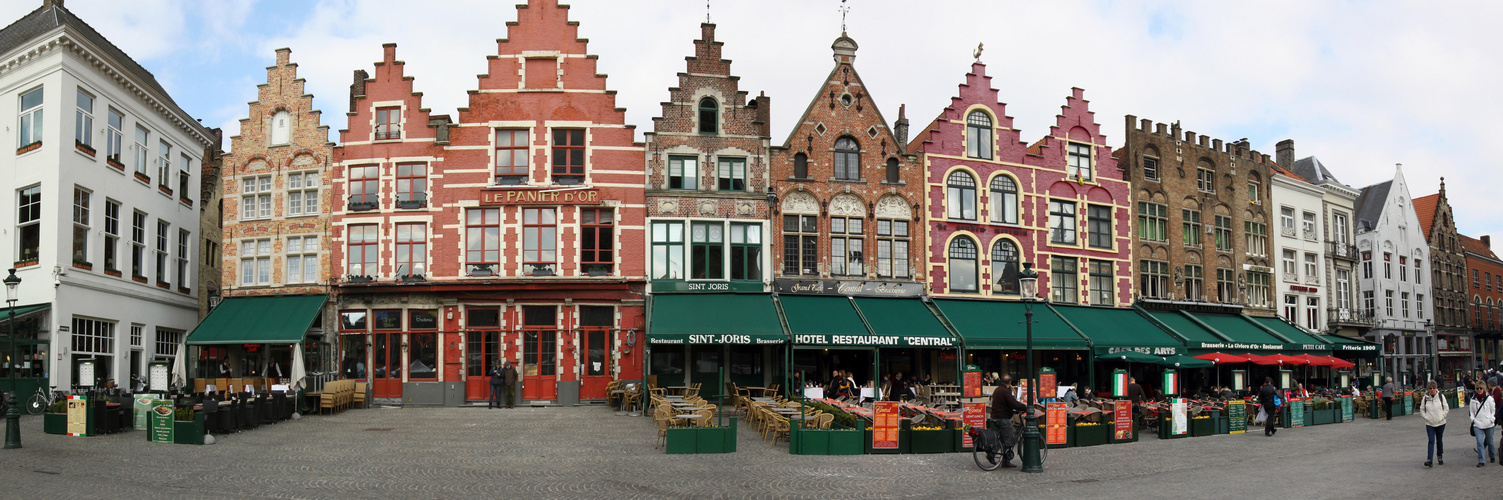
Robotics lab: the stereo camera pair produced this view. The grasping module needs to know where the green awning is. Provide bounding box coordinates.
[781,295,886,347]
[0,302,49,326]
[1187,312,1286,352]
[852,297,957,348]
[1249,316,1331,353]
[1321,334,1382,357]
[1052,305,1184,356]
[933,299,1088,350]
[1146,310,1225,346]
[187,295,326,345]
[648,293,786,345]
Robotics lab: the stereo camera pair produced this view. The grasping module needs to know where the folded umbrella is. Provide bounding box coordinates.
[1193,352,1248,364]
[1162,355,1214,369]
[1100,351,1166,364]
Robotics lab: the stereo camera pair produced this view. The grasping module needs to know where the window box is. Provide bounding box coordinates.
[16,141,41,155]
[133,172,151,184]
[528,266,555,277]
[132,275,148,284]
[495,175,527,186]
[346,275,374,284]
[106,154,125,170]
[156,281,170,289]
[789,426,864,455]
[104,269,122,278]
[179,196,193,207]
[396,199,426,210]
[663,417,737,454]
[347,200,377,212]
[71,261,93,271]
[177,287,191,294]
[158,185,173,196]
[14,259,38,268]
[400,274,425,283]
[467,266,495,277]
[553,175,583,186]
[75,140,96,156]
[1074,421,1110,447]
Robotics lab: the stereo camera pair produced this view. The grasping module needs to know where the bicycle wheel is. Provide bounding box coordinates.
[973,445,1002,471]
[1015,435,1048,468]
[25,394,46,415]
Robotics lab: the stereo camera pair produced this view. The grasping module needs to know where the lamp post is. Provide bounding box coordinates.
[4,268,22,450]
[1016,262,1043,473]
[1424,319,1435,383]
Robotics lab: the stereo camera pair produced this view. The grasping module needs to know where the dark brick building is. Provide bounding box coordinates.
[1415,181,1473,377]
[1461,233,1503,370]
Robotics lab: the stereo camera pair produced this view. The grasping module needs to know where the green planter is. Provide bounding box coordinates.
[1159,417,1188,439]
[1212,412,1230,434]
[1036,423,1074,449]
[43,412,66,435]
[665,417,738,454]
[1109,420,1138,444]
[1189,417,1213,437]
[864,420,911,454]
[173,412,205,445]
[1075,423,1109,446]
[910,429,955,453]
[790,427,863,455]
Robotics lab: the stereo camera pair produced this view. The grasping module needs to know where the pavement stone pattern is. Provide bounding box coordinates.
[1,405,1499,499]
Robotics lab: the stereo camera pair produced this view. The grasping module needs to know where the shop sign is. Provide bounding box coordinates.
[1300,344,1329,351]
[1113,400,1133,440]
[66,396,88,436]
[1193,341,1281,351]
[873,402,900,449]
[772,279,923,298]
[1340,396,1354,422]
[1107,346,1180,356]
[650,280,764,293]
[648,334,784,345]
[1228,400,1247,434]
[148,401,174,443]
[133,394,160,430]
[961,402,986,448]
[1045,402,1068,445]
[1288,398,1304,428]
[936,222,1032,238]
[963,370,983,398]
[480,188,602,205]
[1333,343,1377,351]
[792,334,953,347]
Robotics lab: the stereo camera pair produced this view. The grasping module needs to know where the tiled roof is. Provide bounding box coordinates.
[1459,234,1499,260]
[906,117,938,154]
[1270,162,1309,183]
[1355,180,1391,232]
[1413,193,1440,240]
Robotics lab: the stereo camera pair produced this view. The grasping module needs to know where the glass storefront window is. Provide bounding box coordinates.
[651,350,683,375]
[409,332,437,379]
[340,310,366,330]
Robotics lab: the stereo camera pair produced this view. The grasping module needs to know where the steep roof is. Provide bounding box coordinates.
[1413,193,1440,240]
[1291,156,1341,184]
[1270,162,1309,183]
[1355,180,1392,232]
[1460,234,1500,261]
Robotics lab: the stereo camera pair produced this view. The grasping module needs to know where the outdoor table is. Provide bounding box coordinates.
[675,406,711,412]
[676,414,706,422]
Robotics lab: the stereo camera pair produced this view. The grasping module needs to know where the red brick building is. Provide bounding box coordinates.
[911,63,1131,305]
[331,0,645,404]
[1461,234,1501,370]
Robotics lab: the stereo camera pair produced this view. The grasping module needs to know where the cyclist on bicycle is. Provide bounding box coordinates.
[988,375,1029,468]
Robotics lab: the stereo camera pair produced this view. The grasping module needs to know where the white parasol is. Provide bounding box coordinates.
[290,342,307,392]
[171,340,187,390]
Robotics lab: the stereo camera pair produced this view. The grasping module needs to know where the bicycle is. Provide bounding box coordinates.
[25,386,67,415]
[966,417,1048,471]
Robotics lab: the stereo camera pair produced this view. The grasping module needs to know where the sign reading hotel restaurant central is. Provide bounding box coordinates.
[793,334,954,347]
[772,279,923,297]
[480,188,602,205]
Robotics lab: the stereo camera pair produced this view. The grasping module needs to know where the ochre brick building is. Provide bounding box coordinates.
[1415,182,1473,377]
[331,0,645,404]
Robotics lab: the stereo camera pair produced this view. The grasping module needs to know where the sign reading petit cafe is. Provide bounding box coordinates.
[481,188,602,205]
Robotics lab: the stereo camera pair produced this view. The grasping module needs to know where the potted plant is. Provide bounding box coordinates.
[400,274,425,283]
[346,275,374,284]
[75,139,95,155]
[173,407,204,445]
[396,194,426,210]
[1075,421,1109,446]
[790,402,864,455]
[665,416,737,454]
[909,420,954,453]
[347,197,377,211]
[17,140,41,155]
[106,154,125,170]
[468,265,494,277]
[1189,415,1213,436]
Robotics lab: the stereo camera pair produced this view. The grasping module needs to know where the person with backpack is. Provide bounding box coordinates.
[1258,377,1280,437]
[1419,381,1447,467]
[1469,383,1496,467]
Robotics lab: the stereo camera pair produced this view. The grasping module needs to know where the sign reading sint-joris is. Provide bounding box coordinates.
[480,188,601,205]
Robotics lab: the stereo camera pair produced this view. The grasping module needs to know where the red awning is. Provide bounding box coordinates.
[1193,352,1248,364]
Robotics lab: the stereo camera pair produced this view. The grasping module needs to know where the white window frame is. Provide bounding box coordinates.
[75,88,93,149]
[286,235,319,284]
[18,87,43,148]
[240,238,272,286]
[287,171,320,216]
[242,175,273,220]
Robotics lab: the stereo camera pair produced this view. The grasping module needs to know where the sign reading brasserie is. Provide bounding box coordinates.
[480,188,602,205]
[773,279,923,298]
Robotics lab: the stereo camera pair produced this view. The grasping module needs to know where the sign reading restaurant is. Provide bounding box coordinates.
[793,334,954,347]
[772,279,924,298]
[480,188,602,205]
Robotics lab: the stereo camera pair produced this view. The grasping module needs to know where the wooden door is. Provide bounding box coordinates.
[522,330,557,400]
[370,332,402,398]
[579,329,613,399]
[465,330,501,400]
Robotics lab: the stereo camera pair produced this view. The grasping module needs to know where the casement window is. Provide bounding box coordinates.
[947,237,978,293]
[1284,295,1299,322]
[551,129,585,184]
[1401,292,1411,319]
[105,109,123,163]
[494,129,530,185]
[1384,252,1392,279]
[465,208,500,276]
[830,216,864,276]
[580,208,614,275]
[1214,215,1233,251]
[1090,260,1115,306]
[17,186,40,263]
[1139,202,1167,242]
[1051,257,1079,304]
[833,137,859,181]
[103,200,120,272]
[698,98,718,134]
[1362,251,1373,279]
[522,208,557,274]
[1248,181,1260,203]
[286,171,319,216]
[782,215,818,275]
[717,157,746,191]
[157,141,172,190]
[347,165,378,209]
[876,219,909,279]
[1247,272,1271,307]
[793,153,809,179]
[71,317,115,356]
[1280,207,1295,234]
[134,126,150,177]
[155,220,169,284]
[1364,291,1375,318]
[1087,205,1112,249]
[285,235,318,284]
[155,329,183,359]
[668,156,698,190]
[1196,167,1215,193]
[690,221,724,280]
[1217,268,1237,303]
[1049,200,1077,244]
[1282,250,1299,280]
[178,154,192,201]
[131,211,146,278]
[1184,264,1204,301]
[1244,221,1268,257]
[729,223,761,281]
[1301,211,1317,240]
[72,187,90,264]
[947,171,977,221]
[1182,208,1202,247]
[395,223,426,277]
[990,240,1019,295]
[241,175,272,220]
[1067,142,1092,181]
[346,224,378,277]
[1140,259,1169,299]
[18,87,42,148]
[396,163,427,207]
[375,107,400,140]
[1385,290,1394,317]
[1416,294,1425,320]
[885,158,899,184]
[1304,253,1318,280]
[75,89,93,149]
[1336,270,1352,309]
[651,221,685,280]
[990,176,1018,224]
[176,229,189,288]
[270,110,291,146]
[1399,256,1409,282]
[1142,156,1159,181]
[966,110,993,159]
[1473,269,1480,288]
[239,238,271,286]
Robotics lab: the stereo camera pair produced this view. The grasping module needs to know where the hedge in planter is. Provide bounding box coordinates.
[909,424,955,454]
[1076,422,1110,446]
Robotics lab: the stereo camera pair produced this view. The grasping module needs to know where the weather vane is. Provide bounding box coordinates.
[974,42,984,61]
[707,0,711,23]
[840,0,849,33]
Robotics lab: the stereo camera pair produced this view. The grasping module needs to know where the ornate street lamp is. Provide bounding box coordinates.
[4,268,22,450]
[1016,262,1042,472]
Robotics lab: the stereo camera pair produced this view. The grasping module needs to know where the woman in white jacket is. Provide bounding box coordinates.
[1469,383,1497,467]
[1420,381,1447,467]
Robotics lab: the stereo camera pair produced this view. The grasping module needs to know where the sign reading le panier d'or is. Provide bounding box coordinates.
[480,188,602,205]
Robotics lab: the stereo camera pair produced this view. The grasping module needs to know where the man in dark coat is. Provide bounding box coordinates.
[1127,377,1145,407]
[501,360,519,409]
[989,376,1029,468]
[488,359,505,409]
[1259,377,1279,436]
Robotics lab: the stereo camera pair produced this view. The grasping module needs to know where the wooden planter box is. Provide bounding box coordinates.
[43,412,67,434]
[1109,421,1139,444]
[1189,417,1213,437]
[909,428,955,454]
[789,427,863,455]
[664,417,737,454]
[1075,423,1109,446]
[173,412,205,445]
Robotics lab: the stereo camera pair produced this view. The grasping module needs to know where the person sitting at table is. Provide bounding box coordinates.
[832,372,854,399]
[1220,386,1235,400]
[1060,384,1079,404]
[919,373,933,386]
[1079,386,1095,402]
[825,370,842,394]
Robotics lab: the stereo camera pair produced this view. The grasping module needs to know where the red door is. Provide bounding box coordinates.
[465,330,501,401]
[370,332,402,398]
[579,329,613,399]
[522,330,557,400]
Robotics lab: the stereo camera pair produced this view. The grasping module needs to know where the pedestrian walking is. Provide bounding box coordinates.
[1468,383,1496,467]
[1420,381,1447,467]
[1382,376,1398,420]
[1493,381,1503,465]
[1259,377,1279,437]
[501,360,519,408]
[488,359,505,409]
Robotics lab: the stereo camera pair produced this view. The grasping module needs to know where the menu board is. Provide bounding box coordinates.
[1403,391,1413,415]
[961,402,986,448]
[1113,400,1133,440]
[1170,398,1187,435]
[149,363,170,392]
[873,402,900,449]
[133,394,160,430]
[1045,402,1068,445]
[1038,370,1056,402]
[66,396,88,436]
[1228,400,1247,434]
[1340,396,1354,422]
[1289,398,1304,428]
[963,371,982,398]
[149,401,174,443]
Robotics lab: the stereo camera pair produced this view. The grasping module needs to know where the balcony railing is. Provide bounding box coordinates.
[1281,226,1297,238]
[1303,230,1319,242]
[1328,241,1358,261]
[1282,272,1298,283]
[1328,307,1375,326]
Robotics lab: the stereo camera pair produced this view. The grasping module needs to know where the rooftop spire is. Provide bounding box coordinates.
[840,0,849,34]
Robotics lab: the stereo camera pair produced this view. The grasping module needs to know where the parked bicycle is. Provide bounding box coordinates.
[966,417,1047,471]
[25,385,68,415]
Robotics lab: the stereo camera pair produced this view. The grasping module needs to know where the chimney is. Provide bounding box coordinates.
[43,0,63,9]
[349,69,368,113]
[1276,139,1295,167]
[753,92,771,138]
[893,104,909,153]
[1482,235,1491,249]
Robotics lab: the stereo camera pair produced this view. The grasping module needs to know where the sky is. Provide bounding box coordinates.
[18,0,1503,240]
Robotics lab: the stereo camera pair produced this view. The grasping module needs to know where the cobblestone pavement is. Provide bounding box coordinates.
[1,405,1498,499]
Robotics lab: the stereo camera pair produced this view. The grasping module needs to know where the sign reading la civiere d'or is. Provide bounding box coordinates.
[480,188,602,205]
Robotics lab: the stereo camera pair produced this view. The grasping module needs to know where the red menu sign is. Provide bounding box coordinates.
[961,402,986,448]
[1045,402,1068,445]
[963,371,982,398]
[1039,372,1057,401]
[873,402,900,449]
[1113,400,1134,440]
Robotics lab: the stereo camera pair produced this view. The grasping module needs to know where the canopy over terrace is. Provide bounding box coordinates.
[1319,334,1383,358]
[779,295,956,348]
[1049,305,1185,357]
[932,299,1089,351]
[187,295,327,346]
[1247,316,1333,355]
[647,293,786,345]
[1179,312,1290,354]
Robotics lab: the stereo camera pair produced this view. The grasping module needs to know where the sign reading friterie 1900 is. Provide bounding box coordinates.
[480,188,602,205]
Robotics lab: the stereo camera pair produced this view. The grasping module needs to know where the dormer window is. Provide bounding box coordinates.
[966,110,993,159]
[375,107,400,140]
[1067,142,1093,181]
[270,110,291,145]
[551,129,585,185]
[698,98,718,135]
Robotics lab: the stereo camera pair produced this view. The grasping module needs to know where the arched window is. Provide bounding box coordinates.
[833,137,859,180]
[948,237,978,293]
[885,158,899,183]
[989,175,1017,224]
[966,110,993,159]
[946,171,976,221]
[991,240,1019,295]
[698,98,718,135]
[270,110,291,146]
[794,153,809,179]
